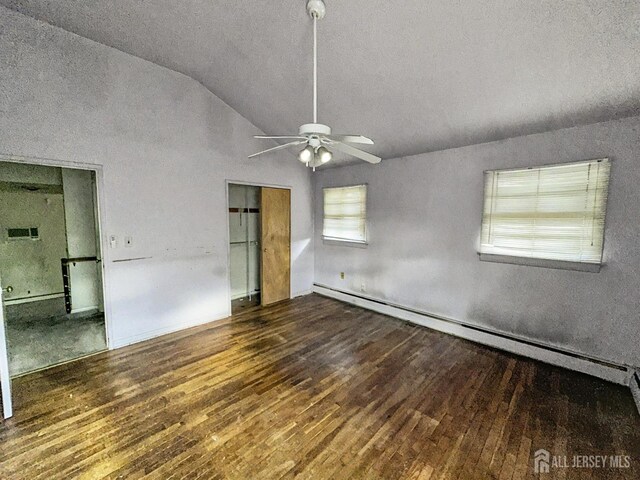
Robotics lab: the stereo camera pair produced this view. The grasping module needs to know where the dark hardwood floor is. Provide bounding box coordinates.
[0,294,638,479]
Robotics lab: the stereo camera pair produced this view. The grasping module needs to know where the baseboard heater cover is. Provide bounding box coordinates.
[631,371,640,416]
[313,284,632,386]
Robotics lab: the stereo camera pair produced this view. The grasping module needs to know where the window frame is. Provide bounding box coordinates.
[322,184,368,246]
[478,158,611,272]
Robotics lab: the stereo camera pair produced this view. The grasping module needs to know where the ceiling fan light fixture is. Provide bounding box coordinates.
[316,146,332,164]
[299,145,314,163]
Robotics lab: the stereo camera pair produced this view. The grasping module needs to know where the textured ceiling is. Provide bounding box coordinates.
[2,0,640,164]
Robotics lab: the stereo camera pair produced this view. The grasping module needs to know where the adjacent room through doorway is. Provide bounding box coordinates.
[0,161,106,376]
[228,184,261,313]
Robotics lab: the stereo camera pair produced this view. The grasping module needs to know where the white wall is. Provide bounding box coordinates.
[314,116,640,369]
[0,7,314,347]
[61,168,102,313]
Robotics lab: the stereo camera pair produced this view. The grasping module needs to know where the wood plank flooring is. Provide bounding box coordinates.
[0,294,638,479]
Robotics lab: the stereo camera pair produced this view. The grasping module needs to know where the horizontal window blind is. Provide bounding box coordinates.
[323,185,367,242]
[481,159,610,264]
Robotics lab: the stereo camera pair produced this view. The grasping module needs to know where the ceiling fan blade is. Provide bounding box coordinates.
[248,140,306,158]
[330,141,381,164]
[254,135,307,140]
[325,134,374,145]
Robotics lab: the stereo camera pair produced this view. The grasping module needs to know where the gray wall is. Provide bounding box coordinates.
[0,7,314,347]
[313,116,640,368]
[61,168,102,313]
[0,188,67,300]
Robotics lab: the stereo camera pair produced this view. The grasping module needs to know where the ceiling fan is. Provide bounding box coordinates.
[249,0,381,170]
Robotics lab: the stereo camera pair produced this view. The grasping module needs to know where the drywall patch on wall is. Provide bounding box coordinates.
[0,6,314,347]
[313,115,640,368]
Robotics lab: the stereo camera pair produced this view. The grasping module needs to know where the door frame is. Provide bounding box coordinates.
[224,180,292,316]
[0,278,12,418]
[0,153,114,349]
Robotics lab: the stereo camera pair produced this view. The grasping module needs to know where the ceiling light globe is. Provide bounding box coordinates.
[317,146,332,164]
[299,145,313,163]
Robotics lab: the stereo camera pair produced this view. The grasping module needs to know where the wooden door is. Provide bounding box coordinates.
[260,188,291,306]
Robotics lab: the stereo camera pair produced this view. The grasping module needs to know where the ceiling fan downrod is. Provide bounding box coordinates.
[307,0,326,125]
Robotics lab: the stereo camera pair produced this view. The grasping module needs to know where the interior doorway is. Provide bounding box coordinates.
[229,184,261,313]
[0,161,107,377]
[228,183,291,314]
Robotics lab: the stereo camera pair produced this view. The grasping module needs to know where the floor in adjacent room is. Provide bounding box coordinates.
[0,294,638,479]
[5,300,107,376]
[231,294,261,314]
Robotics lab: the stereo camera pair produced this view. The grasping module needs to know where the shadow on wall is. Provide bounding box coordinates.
[292,238,311,263]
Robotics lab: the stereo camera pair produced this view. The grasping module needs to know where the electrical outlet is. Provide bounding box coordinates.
[360,283,366,292]
[340,272,345,279]
[109,235,117,248]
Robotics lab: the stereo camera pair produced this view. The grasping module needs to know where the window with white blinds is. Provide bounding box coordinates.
[323,185,367,243]
[480,158,610,264]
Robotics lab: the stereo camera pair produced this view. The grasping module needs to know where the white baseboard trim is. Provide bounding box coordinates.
[630,371,640,415]
[71,305,100,315]
[4,293,64,306]
[111,313,228,350]
[292,289,313,298]
[313,284,632,386]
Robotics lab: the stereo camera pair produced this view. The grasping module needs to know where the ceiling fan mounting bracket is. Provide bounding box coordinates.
[299,123,331,135]
[307,0,326,20]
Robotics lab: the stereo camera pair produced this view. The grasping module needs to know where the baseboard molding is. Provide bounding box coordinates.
[71,305,100,315]
[111,313,228,350]
[313,284,632,386]
[292,289,313,298]
[630,371,640,415]
[4,293,64,306]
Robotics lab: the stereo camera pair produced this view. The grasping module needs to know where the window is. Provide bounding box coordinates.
[323,185,367,243]
[7,227,39,240]
[480,158,610,266]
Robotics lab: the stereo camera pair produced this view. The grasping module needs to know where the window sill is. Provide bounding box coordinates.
[479,253,601,273]
[322,237,368,248]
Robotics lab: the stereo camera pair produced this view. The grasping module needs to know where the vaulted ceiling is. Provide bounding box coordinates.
[3,0,640,163]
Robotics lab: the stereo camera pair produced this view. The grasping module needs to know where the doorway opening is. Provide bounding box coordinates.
[229,184,261,313]
[0,161,107,377]
[228,183,291,314]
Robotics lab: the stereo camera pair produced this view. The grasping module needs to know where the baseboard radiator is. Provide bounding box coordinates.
[313,284,634,387]
[630,371,640,415]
